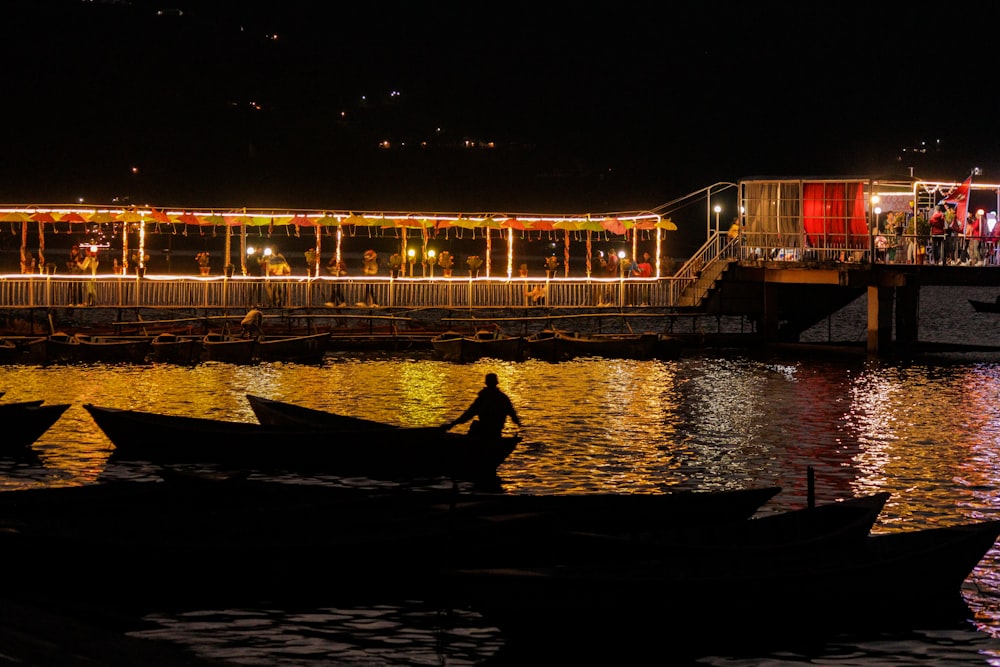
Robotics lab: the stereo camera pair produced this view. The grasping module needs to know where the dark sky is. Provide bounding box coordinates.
[4,0,997,224]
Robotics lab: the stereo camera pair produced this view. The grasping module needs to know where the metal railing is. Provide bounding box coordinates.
[0,274,683,311]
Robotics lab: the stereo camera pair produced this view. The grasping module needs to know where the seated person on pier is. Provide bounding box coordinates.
[525,284,546,305]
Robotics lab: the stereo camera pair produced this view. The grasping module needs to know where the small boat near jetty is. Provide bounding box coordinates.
[431,329,525,362]
[45,333,151,364]
[553,330,658,359]
[201,333,256,364]
[969,297,1000,313]
[254,331,330,363]
[83,404,520,480]
[0,336,47,365]
[150,332,200,364]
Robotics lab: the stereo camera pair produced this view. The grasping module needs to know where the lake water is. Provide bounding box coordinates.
[3,285,1000,665]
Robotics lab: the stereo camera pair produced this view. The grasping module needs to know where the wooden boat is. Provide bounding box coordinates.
[255,331,330,363]
[431,329,525,362]
[654,333,684,359]
[0,337,45,365]
[0,401,71,452]
[523,329,565,362]
[0,477,782,609]
[969,298,1000,313]
[201,333,256,363]
[553,330,658,359]
[448,518,1000,661]
[44,334,151,364]
[246,394,400,430]
[150,332,200,364]
[83,404,520,480]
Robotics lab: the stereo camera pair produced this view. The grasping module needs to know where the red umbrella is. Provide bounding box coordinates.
[601,217,626,235]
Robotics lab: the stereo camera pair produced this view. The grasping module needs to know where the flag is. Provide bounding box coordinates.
[942,176,972,225]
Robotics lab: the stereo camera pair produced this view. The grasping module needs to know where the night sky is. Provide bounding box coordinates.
[4,0,997,231]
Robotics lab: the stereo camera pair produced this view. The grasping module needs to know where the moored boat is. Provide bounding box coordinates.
[553,330,658,359]
[150,332,200,365]
[201,333,256,363]
[83,404,520,481]
[254,331,330,363]
[969,297,1000,313]
[0,336,47,365]
[45,334,151,364]
[431,329,525,362]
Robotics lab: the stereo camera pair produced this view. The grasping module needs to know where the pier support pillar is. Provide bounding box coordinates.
[867,285,894,353]
[761,282,781,341]
[894,283,920,347]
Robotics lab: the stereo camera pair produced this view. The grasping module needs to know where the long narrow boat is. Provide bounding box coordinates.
[83,404,519,480]
[254,331,330,363]
[246,394,400,430]
[431,330,525,362]
[150,332,200,365]
[201,333,256,363]
[0,339,45,365]
[969,298,1000,313]
[553,330,659,359]
[448,518,1000,661]
[44,334,151,364]
[0,402,71,452]
[0,482,890,611]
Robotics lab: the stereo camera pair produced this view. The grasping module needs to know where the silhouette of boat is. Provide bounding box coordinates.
[84,404,520,481]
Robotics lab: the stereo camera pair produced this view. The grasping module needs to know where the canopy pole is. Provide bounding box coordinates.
[240,210,247,275]
[586,230,592,277]
[507,227,514,278]
[138,216,145,271]
[563,229,570,277]
[655,226,662,278]
[485,229,492,278]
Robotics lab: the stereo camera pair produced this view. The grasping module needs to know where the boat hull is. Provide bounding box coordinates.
[201,334,256,363]
[255,332,330,363]
[84,404,519,481]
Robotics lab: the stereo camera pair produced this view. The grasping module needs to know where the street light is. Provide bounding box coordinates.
[407,248,415,277]
[427,249,436,278]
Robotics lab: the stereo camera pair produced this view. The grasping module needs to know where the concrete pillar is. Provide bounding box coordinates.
[895,283,920,346]
[867,285,894,353]
[761,282,781,340]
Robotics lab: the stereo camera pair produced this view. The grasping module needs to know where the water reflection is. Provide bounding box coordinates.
[4,347,1000,662]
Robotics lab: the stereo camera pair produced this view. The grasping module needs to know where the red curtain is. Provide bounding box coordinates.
[803,182,867,249]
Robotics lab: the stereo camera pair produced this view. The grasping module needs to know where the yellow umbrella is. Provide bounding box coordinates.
[0,211,30,223]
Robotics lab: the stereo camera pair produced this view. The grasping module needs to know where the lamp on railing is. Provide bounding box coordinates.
[714,205,721,235]
[427,249,435,278]
[407,248,416,277]
[618,250,627,278]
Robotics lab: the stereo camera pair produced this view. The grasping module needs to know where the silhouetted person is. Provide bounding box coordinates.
[443,373,521,439]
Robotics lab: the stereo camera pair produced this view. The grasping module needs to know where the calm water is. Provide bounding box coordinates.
[4,285,1000,665]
